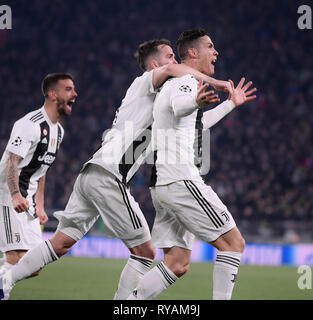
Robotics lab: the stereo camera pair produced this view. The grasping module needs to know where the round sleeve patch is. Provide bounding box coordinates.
[179,85,192,93]
[11,136,22,146]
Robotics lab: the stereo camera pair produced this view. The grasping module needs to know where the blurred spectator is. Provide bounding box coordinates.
[1,0,312,241]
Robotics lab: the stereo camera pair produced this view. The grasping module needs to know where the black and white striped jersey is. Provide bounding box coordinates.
[83,70,156,184]
[150,74,204,186]
[0,106,64,217]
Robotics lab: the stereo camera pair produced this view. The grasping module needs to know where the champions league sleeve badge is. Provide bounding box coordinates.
[11,136,22,146]
[179,85,192,93]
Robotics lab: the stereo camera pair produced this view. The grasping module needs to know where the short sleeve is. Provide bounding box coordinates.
[169,75,198,104]
[137,70,156,95]
[6,119,39,159]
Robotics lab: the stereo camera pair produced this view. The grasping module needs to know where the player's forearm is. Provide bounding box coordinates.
[5,152,22,196]
[36,175,46,210]
[202,100,235,130]
[152,63,221,90]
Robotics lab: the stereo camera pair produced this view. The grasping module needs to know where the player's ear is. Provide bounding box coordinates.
[187,47,198,59]
[47,89,57,101]
[150,59,159,69]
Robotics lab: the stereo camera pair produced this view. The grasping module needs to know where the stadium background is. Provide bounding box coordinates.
[0,1,312,248]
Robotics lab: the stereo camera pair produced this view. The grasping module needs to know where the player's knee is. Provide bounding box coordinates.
[131,243,156,260]
[52,242,71,257]
[237,236,245,253]
[171,262,190,278]
[227,235,245,253]
[137,247,156,260]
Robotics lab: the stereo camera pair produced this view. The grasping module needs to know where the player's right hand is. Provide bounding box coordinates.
[197,79,220,106]
[12,192,30,213]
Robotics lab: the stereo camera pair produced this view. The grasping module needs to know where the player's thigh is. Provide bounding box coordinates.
[82,165,151,248]
[151,187,194,250]
[54,173,100,241]
[157,180,236,243]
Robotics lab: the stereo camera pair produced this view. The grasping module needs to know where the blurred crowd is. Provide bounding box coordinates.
[0,0,312,242]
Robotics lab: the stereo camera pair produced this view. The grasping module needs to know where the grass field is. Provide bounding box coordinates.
[8,256,312,300]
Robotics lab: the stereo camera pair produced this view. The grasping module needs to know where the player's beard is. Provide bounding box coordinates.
[56,97,71,116]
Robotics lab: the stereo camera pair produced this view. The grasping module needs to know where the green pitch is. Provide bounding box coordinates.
[9,256,312,300]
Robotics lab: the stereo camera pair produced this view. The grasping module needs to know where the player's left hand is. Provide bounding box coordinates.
[197,79,220,106]
[228,77,257,107]
[36,208,49,225]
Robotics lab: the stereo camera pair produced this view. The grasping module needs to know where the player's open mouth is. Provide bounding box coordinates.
[211,58,217,66]
[67,100,75,107]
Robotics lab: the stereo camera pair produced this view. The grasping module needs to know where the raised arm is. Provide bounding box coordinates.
[200,78,257,130]
[6,152,29,213]
[152,63,231,92]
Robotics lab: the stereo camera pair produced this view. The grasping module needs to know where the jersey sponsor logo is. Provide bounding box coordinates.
[179,85,192,93]
[11,136,22,146]
[37,151,56,165]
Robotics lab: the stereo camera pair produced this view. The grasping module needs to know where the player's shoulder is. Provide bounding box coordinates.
[22,107,45,125]
[14,107,43,129]
[165,74,197,93]
[130,70,153,88]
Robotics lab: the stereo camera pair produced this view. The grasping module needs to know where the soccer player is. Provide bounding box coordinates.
[0,73,77,286]
[0,39,231,300]
[127,28,257,300]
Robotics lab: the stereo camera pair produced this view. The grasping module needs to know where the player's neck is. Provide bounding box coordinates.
[43,102,59,124]
[182,61,203,74]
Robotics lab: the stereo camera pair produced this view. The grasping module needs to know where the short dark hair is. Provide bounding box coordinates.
[135,39,172,71]
[176,28,209,60]
[41,73,73,98]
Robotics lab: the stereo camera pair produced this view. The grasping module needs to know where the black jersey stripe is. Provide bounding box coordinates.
[29,111,43,121]
[157,263,176,285]
[188,181,225,227]
[216,257,240,268]
[117,180,142,230]
[149,150,157,187]
[4,207,13,244]
[3,206,13,244]
[19,121,50,198]
[130,254,152,268]
[184,180,222,228]
[119,125,152,184]
[6,207,13,244]
[2,207,9,244]
[45,240,58,261]
[117,180,136,229]
[193,109,203,169]
[30,113,44,122]
[120,182,142,229]
[216,254,241,266]
[31,115,44,123]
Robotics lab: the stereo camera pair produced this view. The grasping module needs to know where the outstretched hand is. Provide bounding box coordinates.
[228,77,257,107]
[196,79,220,106]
